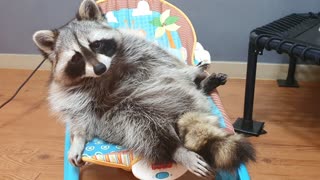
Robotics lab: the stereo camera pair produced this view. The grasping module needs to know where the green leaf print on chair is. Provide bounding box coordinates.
[150,9,180,49]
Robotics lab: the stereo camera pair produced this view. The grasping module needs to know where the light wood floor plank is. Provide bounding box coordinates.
[0,69,319,180]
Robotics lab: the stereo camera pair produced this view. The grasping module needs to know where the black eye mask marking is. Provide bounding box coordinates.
[65,52,86,78]
[89,39,117,57]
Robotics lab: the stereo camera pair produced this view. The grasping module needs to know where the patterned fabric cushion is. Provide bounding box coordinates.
[82,138,139,171]
[97,0,197,65]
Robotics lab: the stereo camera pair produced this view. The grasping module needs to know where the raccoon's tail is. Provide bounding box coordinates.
[177,112,255,172]
[203,134,256,172]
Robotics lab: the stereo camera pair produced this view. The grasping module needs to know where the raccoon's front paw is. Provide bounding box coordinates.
[202,73,228,95]
[68,142,85,167]
[206,73,227,87]
[216,73,227,85]
[185,151,214,178]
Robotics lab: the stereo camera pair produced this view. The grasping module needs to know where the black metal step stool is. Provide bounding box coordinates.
[233,12,320,136]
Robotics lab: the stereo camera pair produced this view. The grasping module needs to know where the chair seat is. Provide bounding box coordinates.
[82,138,138,171]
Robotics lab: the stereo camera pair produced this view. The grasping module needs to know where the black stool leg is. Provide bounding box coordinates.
[277,56,299,87]
[233,41,266,136]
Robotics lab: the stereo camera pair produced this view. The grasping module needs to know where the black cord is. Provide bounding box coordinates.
[0,58,47,109]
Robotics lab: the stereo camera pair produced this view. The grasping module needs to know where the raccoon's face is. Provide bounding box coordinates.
[32,0,121,85]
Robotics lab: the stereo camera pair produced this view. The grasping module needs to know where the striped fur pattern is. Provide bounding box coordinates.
[32,0,254,177]
[177,112,256,173]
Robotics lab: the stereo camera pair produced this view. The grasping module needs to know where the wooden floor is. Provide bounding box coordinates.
[0,69,319,180]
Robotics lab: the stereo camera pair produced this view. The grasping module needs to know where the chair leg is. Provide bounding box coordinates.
[277,56,299,87]
[64,127,80,180]
[234,41,266,136]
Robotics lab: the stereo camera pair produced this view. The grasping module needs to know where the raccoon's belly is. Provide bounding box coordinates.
[132,78,211,122]
[92,87,210,144]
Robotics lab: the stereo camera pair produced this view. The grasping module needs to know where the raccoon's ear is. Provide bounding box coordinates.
[33,30,57,54]
[77,0,102,21]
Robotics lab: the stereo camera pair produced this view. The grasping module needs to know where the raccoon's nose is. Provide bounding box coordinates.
[94,63,107,75]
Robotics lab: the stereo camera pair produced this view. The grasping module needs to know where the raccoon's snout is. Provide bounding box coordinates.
[94,63,107,75]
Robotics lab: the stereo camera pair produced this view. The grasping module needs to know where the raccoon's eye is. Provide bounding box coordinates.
[90,39,117,57]
[90,41,103,51]
[70,52,82,63]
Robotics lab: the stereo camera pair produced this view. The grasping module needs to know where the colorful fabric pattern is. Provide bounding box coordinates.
[97,0,197,65]
[210,90,235,134]
[105,8,186,63]
[82,138,139,170]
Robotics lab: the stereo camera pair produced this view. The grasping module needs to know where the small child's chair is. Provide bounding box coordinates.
[64,0,251,179]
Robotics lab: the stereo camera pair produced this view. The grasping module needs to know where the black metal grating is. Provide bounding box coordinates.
[250,12,320,63]
[254,12,320,39]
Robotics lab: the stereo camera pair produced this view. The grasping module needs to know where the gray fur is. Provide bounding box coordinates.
[33,0,229,177]
[177,112,256,173]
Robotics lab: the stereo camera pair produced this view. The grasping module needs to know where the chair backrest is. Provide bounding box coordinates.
[96,0,197,65]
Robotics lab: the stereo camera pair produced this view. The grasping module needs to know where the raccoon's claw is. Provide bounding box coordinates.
[185,151,213,178]
[174,146,213,178]
[68,153,85,167]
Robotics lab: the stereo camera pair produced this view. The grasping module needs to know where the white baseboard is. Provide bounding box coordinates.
[0,54,319,81]
[0,54,51,70]
[208,61,320,82]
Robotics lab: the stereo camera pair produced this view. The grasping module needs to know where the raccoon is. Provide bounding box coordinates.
[32,0,253,178]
